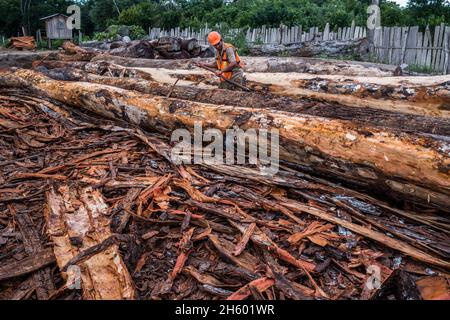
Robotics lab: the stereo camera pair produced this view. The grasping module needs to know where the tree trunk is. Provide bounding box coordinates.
[250,75,450,118]
[108,40,156,59]
[150,37,203,59]
[249,38,371,60]
[89,55,400,76]
[79,59,450,118]
[1,69,448,210]
[39,66,450,136]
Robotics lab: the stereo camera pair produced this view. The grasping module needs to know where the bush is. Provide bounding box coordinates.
[93,25,146,41]
[51,39,64,49]
[406,64,436,75]
[0,36,7,48]
[224,30,250,56]
[129,25,146,40]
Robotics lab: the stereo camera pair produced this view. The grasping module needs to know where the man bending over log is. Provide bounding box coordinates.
[197,31,247,90]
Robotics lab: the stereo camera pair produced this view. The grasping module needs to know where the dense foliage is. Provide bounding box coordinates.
[0,0,449,38]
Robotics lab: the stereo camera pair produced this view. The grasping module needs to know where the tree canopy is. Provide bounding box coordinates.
[0,0,449,38]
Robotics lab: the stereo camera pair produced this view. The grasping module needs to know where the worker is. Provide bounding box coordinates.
[197,31,246,90]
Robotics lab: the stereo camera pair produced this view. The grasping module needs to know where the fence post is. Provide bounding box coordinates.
[368,0,380,44]
[400,27,409,65]
[323,23,330,41]
[443,26,450,74]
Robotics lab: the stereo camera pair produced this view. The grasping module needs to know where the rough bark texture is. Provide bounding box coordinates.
[36,61,154,80]
[1,79,449,301]
[81,37,208,59]
[249,39,371,60]
[132,66,450,118]
[36,60,450,118]
[46,185,136,300]
[109,40,156,59]
[150,37,202,59]
[281,77,450,118]
[60,41,97,61]
[0,51,53,68]
[39,66,450,135]
[1,69,448,210]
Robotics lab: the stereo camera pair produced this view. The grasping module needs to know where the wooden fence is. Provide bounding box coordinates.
[148,22,366,45]
[373,23,450,74]
[148,22,450,74]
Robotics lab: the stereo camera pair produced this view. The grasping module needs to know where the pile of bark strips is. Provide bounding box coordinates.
[8,37,37,51]
[0,53,449,300]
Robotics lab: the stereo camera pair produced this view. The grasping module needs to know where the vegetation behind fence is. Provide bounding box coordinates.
[148,22,367,45]
[373,23,449,74]
[148,22,450,74]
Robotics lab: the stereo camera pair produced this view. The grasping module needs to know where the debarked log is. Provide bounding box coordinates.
[89,54,400,76]
[39,66,450,135]
[1,69,449,210]
[129,66,450,118]
[53,60,447,118]
[283,77,450,118]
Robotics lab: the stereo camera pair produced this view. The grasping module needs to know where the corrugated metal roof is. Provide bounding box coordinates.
[40,13,68,21]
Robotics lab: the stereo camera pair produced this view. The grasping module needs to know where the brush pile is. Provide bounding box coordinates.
[8,37,36,51]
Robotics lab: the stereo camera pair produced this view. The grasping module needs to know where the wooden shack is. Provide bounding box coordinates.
[40,14,72,48]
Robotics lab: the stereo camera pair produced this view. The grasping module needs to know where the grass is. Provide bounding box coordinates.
[405,64,436,74]
[316,53,362,61]
[277,50,291,57]
[36,39,65,50]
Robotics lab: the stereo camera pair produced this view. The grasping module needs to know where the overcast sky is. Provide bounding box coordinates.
[392,0,408,7]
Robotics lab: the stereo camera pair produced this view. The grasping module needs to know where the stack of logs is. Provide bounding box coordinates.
[81,37,209,60]
[8,36,37,51]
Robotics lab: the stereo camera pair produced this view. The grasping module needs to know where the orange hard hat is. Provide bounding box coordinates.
[208,31,221,46]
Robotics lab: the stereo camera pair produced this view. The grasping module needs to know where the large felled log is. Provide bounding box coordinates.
[242,57,401,76]
[0,51,53,68]
[39,66,450,135]
[0,69,449,210]
[90,54,400,76]
[34,60,153,80]
[109,40,156,59]
[77,37,201,60]
[249,38,371,60]
[132,66,450,118]
[150,36,202,59]
[60,41,97,61]
[181,38,201,55]
[244,73,450,118]
[37,59,450,118]
[131,66,450,118]
[61,40,156,60]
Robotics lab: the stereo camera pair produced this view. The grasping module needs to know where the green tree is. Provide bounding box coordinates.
[406,0,450,26]
[381,1,408,26]
[0,0,75,37]
[1,0,449,38]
